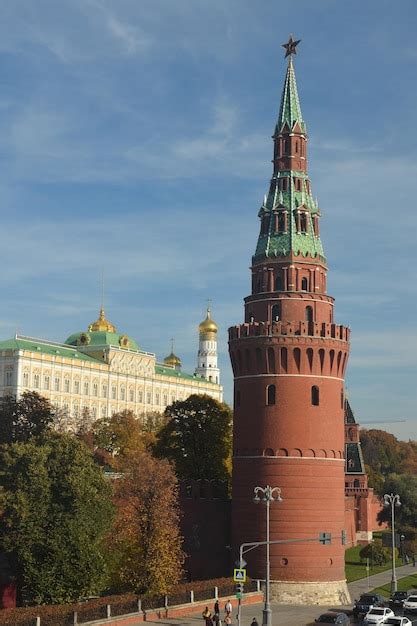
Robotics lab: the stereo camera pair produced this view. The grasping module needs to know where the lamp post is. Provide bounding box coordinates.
[384,493,401,593]
[253,485,283,626]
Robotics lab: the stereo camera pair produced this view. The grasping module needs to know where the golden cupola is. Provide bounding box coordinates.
[88,306,117,333]
[164,339,182,370]
[199,307,218,338]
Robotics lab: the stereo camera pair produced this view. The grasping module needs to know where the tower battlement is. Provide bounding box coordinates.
[229,320,350,342]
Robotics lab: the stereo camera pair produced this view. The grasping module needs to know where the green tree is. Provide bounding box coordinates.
[359,540,390,565]
[377,474,417,529]
[0,432,114,604]
[0,391,54,444]
[108,449,184,595]
[153,394,232,481]
[92,410,148,466]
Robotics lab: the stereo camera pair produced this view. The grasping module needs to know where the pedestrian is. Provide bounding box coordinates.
[214,600,220,616]
[212,614,222,626]
[202,606,212,626]
[224,616,232,625]
[225,599,232,617]
[251,619,259,626]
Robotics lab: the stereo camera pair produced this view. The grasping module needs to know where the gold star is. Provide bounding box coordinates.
[282,35,301,58]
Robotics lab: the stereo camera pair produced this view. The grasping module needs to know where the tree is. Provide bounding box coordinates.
[377,474,417,529]
[153,394,232,481]
[0,432,114,604]
[108,449,184,595]
[92,410,148,466]
[359,540,390,566]
[0,391,54,444]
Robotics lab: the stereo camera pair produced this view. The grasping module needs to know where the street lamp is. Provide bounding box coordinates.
[384,493,401,593]
[253,485,283,626]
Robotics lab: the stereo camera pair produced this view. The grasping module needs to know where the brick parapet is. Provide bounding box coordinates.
[229,320,350,342]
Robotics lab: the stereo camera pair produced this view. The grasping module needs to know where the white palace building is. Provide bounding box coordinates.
[0,305,222,422]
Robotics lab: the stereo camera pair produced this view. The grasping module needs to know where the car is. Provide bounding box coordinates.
[384,617,413,626]
[389,591,408,609]
[352,594,385,616]
[404,594,417,612]
[363,607,394,624]
[314,611,350,624]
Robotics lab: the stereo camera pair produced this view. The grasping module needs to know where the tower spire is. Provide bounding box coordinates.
[276,38,305,133]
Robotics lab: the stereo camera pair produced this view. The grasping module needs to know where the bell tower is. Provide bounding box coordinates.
[228,38,351,605]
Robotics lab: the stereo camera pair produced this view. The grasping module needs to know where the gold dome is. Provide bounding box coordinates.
[88,307,117,333]
[199,307,218,335]
[164,351,182,367]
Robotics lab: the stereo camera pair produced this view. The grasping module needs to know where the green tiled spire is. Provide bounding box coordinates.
[276,58,306,133]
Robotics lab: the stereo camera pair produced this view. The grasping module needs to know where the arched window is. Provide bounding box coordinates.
[255,347,262,370]
[305,306,313,323]
[301,277,308,291]
[307,348,313,372]
[319,349,325,373]
[266,384,276,406]
[278,212,286,232]
[271,303,281,322]
[280,347,288,373]
[293,348,301,373]
[244,349,251,373]
[275,275,282,291]
[300,212,307,232]
[267,347,276,374]
[311,385,320,406]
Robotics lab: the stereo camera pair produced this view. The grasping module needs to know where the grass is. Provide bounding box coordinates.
[370,573,417,597]
[345,534,395,583]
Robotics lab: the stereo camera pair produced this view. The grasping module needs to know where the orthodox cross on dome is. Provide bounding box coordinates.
[282,35,301,58]
[206,297,212,313]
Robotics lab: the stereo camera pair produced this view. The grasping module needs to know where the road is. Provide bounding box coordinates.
[144,564,417,626]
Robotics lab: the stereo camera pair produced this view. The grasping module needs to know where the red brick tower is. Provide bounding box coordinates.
[228,39,351,605]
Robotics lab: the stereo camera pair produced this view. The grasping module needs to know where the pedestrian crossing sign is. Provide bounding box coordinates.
[233,568,247,583]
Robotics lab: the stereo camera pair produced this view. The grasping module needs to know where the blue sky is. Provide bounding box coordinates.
[0,0,416,440]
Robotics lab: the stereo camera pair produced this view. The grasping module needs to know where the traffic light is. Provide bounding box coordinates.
[235,583,244,598]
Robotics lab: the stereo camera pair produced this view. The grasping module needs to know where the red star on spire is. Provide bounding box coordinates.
[282,35,301,58]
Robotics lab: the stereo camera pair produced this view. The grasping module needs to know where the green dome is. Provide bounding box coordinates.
[65,308,139,351]
[65,330,139,351]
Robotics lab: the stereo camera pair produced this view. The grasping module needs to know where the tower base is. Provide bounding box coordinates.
[267,580,351,606]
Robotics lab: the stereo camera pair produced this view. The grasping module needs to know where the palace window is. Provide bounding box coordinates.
[146,392,151,404]
[163,393,168,405]
[101,406,106,418]
[138,390,143,403]
[64,378,70,393]
[156,392,160,405]
[23,372,29,387]
[311,385,320,406]
[34,374,40,389]
[54,377,60,391]
[112,386,117,400]
[102,384,107,398]
[301,277,308,291]
[93,383,98,397]
[129,388,134,402]
[84,382,89,395]
[266,384,276,406]
[92,406,97,419]
[74,380,80,394]
[44,375,50,390]
[5,370,13,386]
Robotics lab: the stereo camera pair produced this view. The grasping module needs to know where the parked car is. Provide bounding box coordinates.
[389,591,408,609]
[352,594,385,617]
[363,607,394,624]
[403,594,417,612]
[314,611,350,624]
[384,617,413,626]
